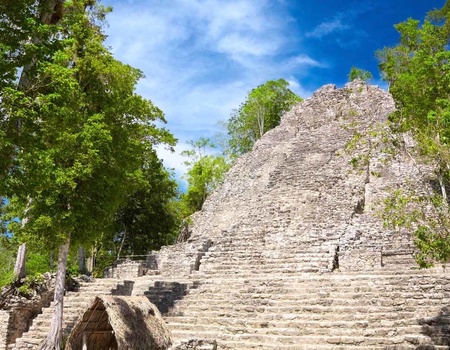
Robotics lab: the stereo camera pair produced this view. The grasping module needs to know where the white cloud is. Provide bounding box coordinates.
[306,18,349,39]
[288,54,325,68]
[285,77,314,98]
[103,0,326,177]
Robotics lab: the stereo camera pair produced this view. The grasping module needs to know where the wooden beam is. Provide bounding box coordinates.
[82,333,87,350]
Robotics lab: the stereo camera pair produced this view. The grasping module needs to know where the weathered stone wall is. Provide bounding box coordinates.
[0,310,8,350]
[103,259,145,279]
[0,274,54,348]
[155,80,422,277]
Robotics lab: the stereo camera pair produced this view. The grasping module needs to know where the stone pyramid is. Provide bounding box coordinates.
[155,81,450,349]
[157,80,419,277]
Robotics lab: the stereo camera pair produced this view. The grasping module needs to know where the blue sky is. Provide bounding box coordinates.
[101,0,445,182]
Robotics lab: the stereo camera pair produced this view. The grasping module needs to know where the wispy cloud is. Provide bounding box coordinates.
[288,54,326,68]
[306,5,375,41]
[306,17,350,39]
[103,0,325,177]
[285,77,315,98]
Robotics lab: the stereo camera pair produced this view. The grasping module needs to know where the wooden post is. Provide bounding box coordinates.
[82,333,87,350]
[14,243,26,279]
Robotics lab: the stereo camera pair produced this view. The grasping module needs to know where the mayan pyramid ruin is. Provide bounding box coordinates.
[3,80,450,350]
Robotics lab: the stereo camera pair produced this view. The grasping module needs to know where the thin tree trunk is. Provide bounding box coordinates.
[117,230,127,260]
[77,246,86,273]
[13,243,26,279]
[49,251,55,271]
[38,235,70,350]
[439,170,448,204]
[86,246,94,273]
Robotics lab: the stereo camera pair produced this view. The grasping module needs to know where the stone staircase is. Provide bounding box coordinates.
[8,278,121,350]
[164,271,450,349]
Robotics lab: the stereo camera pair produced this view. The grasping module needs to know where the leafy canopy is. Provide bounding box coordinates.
[0,0,175,252]
[347,66,373,82]
[180,138,230,216]
[112,151,180,257]
[227,79,302,156]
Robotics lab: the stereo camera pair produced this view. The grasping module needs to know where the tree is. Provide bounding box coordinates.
[377,2,450,266]
[180,138,230,216]
[112,151,180,258]
[0,0,66,184]
[347,66,373,82]
[0,1,175,348]
[227,79,302,156]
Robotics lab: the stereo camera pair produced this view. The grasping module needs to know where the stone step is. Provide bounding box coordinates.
[202,254,331,262]
[190,282,445,298]
[8,278,123,350]
[168,330,421,347]
[167,304,441,319]
[183,284,450,295]
[200,259,330,268]
[170,295,450,308]
[166,322,424,338]
[165,316,424,330]
[188,272,450,284]
[164,311,422,324]
[205,249,323,256]
[200,267,323,275]
[177,340,448,350]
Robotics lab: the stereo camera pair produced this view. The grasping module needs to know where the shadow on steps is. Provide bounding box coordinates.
[417,305,450,349]
[144,281,199,314]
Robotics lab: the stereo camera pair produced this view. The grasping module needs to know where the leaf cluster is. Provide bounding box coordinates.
[347,67,373,82]
[227,79,302,156]
[180,138,230,217]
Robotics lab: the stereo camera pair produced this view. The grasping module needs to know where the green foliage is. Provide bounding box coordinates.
[226,79,302,156]
[180,138,231,217]
[0,238,15,287]
[347,66,373,82]
[17,273,45,298]
[0,0,175,253]
[112,151,180,256]
[376,1,450,266]
[27,251,51,275]
[92,248,115,277]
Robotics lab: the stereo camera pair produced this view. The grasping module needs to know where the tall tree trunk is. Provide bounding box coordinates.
[38,235,70,350]
[87,246,95,273]
[13,243,26,279]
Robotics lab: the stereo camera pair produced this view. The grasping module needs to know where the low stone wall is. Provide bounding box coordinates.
[0,274,54,348]
[104,259,145,279]
[155,239,214,277]
[5,290,54,346]
[0,310,8,350]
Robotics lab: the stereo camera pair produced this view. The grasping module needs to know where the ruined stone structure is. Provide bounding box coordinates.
[3,81,450,350]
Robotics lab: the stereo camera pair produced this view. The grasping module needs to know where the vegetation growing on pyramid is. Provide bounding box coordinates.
[377,1,450,267]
